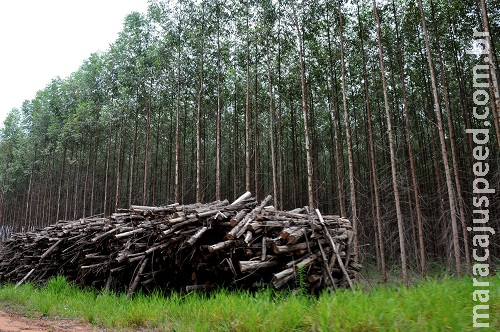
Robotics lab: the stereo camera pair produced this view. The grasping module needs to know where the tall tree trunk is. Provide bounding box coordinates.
[115,119,123,213]
[267,36,278,208]
[56,146,67,221]
[129,107,139,207]
[175,15,182,203]
[103,137,110,216]
[83,139,92,217]
[90,140,97,215]
[24,146,36,229]
[216,1,222,201]
[373,0,407,284]
[430,0,470,271]
[290,0,315,210]
[72,146,82,220]
[332,75,346,217]
[357,0,386,281]
[143,80,153,205]
[290,102,298,207]
[337,0,358,260]
[391,0,426,276]
[196,32,204,203]
[277,1,284,209]
[245,2,251,193]
[233,81,238,200]
[418,0,461,277]
[254,42,259,200]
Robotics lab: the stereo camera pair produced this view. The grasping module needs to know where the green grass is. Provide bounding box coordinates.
[0,274,498,331]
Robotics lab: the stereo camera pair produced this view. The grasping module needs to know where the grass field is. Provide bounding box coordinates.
[0,274,498,331]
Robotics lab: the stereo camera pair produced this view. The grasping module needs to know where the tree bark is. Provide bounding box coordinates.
[290,0,315,211]
[337,0,358,260]
[267,36,278,209]
[373,0,407,284]
[196,6,205,203]
[245,2,251,193]
[357,0,386,281]
[216,1,222,201]
[418,0,461,277]
[391,0,426,276]
[430,0,470,271]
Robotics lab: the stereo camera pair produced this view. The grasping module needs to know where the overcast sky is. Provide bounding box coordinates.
[0,0,149,128]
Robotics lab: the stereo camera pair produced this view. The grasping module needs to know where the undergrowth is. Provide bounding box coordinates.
[0,274,498,331]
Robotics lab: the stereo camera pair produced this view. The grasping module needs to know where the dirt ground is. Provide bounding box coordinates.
[0,310,97,332]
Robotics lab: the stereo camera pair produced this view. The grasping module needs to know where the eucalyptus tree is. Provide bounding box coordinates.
[418,0,461,276]
[355,0,386,280]
[289,0,314,210]
[390,0,426,275]
[372,0,408,284]
[194,1,206,203]
[336,0,358,262]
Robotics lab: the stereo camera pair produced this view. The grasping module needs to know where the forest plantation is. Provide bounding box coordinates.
[0,0,498,283]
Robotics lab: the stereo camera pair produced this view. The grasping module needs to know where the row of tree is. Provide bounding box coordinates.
[0,0,498,281]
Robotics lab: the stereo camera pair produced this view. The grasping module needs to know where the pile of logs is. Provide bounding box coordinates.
[0,192,361,296]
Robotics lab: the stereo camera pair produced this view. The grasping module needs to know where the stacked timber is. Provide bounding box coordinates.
[0,192,361,296]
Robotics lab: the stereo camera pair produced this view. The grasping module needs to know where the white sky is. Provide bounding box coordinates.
[0,0,149,127]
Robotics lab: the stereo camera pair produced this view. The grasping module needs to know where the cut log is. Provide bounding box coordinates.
[186,227,208,246]
[239,260,279,273]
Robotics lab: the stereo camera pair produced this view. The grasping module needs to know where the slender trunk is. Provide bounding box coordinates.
[233,81,238,200]
[72,146,82,220]
[291,102,298,207]
[56,148,66,221]
[333,73,346,216]
[24,146,36,228]
[358,1,386,281]
[103,136,111,216]
[277,11,284,209]
[245,3,251,193]
[418,0,461,276]
[337,0,357,260]
[254,43,259,200]
[196,8,205,203]
[63,149,71,221]
[392,0,426,276]
[174,60,181,202]
[267,36,278,208]
[430,0,470,270]
[90,139,97,215]
[143,80,153,205]
[373,0,407,284]
[216,2,222,201]
[83,139,91,217]
[129,107,139,207]
[290,0,314,210]
[115,120,123,213]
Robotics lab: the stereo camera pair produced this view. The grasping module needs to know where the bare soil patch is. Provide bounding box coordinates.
[0,310,96,332]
